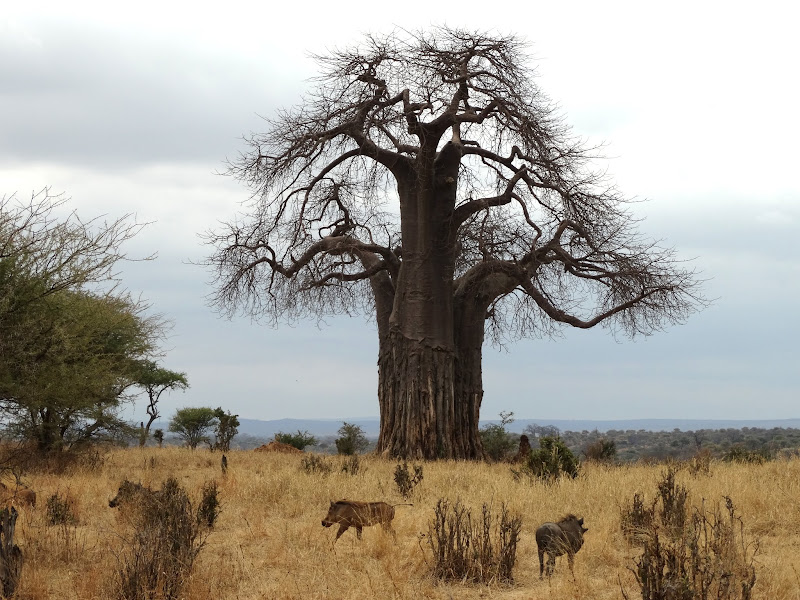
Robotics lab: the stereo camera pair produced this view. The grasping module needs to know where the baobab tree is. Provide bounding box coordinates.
[205,28,704,459]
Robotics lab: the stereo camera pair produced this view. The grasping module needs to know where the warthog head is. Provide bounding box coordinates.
[108,480,149,508]
[535,514,588,577]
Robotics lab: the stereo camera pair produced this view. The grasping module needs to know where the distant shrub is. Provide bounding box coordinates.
[274,430,318,451]
[427,499,521,584]
[480,411,517,462]
[724,446,771,465]
[583,438,617,462]
[394,462,424,498]
[511,436,579,483]
[334,422,369,456]
[687,448,713,476]
[301,454,332,475]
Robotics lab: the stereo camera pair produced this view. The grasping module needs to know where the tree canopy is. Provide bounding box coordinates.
[1,189,172,452]
[135,360,189,437]
[205,28,705,459]
[169,407,218,450]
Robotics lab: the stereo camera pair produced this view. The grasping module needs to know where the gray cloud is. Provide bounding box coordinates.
[3,8,799,423]
[1,21,303,167]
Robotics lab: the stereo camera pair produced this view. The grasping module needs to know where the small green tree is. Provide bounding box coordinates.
[135,360,189,439]
[153,429,164,448]
[212,408,239,452]
[274,430,317,451]
[480,411,516,462]
[168,408,218,450]
[335,422,369,455]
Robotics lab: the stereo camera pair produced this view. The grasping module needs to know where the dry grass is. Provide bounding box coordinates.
[6,448,800,599]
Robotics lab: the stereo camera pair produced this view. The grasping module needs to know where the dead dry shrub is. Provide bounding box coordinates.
[114,477,210,600]
[426,498,521,584]
[340,454,362,476]
[300,454,332,475]
[621,470,758,600]
[621,492,655,546]
[394,462,423,499]
[46,491,77,526]
[1,443,106,476]
[688,449,713,477]
[197,480,220,528]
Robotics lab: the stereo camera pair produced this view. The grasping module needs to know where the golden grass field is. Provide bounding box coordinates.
[6,446,800,599]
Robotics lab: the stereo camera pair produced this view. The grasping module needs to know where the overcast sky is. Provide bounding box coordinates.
[2,1,798,425]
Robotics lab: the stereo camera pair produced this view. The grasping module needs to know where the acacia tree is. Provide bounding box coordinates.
[205,29,704,459]
[169,407,218,450]
[1,189,162,452]
[0,288,162,451]
[1,188,145,318]
[135,360,189,439]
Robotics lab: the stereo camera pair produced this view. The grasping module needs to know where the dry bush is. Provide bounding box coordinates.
[584,438,618,463]
[621,470,758,600]
[45,492,77,526]
[300,453,332,475]
[394,462,424,499]
[197,480,220,528]
[114,477,210,600]
[340,454,363,476]
[426,498,522,584]
[687,449,713,477]
[724,447,771,465]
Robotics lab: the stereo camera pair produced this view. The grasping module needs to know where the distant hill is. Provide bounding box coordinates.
[152,417,800,439]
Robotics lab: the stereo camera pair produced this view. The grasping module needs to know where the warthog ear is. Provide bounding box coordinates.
[578,517,584,525]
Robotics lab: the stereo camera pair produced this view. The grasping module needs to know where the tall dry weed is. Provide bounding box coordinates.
[427,498,522,584]
[621,470,758,600]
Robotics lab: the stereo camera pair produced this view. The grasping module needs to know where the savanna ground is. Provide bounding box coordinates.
[6,447,800,599]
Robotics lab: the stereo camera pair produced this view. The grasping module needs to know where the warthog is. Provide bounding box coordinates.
[321,500,411,543]
[108,480,154,508]
[535,514,588,577]
[0,481,36,508]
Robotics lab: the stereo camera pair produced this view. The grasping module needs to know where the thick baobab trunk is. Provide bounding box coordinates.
[376,316,485,460]
[375,141,485,459]
[452,303,488,459]
[376,333,457,459]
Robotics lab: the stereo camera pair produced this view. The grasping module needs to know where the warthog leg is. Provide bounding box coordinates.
[334,524,350,543]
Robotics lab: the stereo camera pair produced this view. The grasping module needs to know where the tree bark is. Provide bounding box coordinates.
[0,507,23,598]
[452,300,488,460]
[375,142,486,459]
[377,332,455,458]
